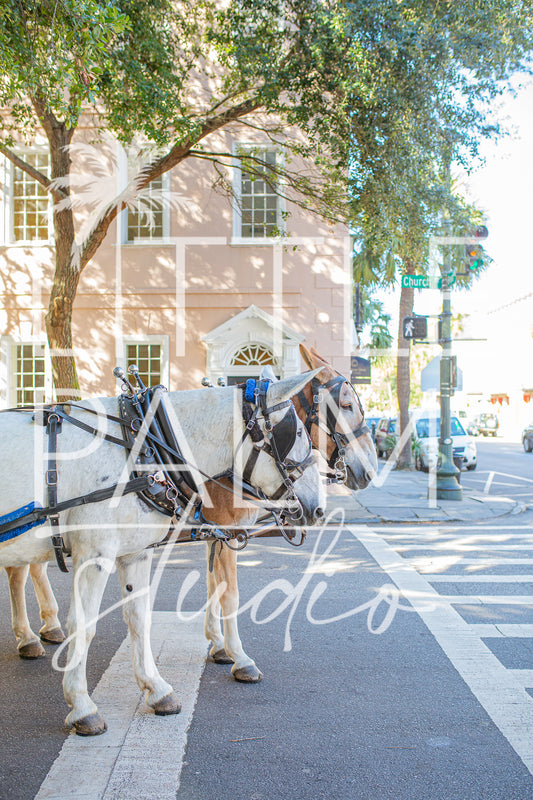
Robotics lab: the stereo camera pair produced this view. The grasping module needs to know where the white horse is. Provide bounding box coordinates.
[0,373,324,735]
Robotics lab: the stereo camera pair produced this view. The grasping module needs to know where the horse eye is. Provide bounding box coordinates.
[342,403,353,411]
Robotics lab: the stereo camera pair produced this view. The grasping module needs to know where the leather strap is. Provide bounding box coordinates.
[46,411,68,573]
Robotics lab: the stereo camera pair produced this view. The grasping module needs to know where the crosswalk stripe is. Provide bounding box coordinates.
[352,526,533,776]
[35,611,206,800]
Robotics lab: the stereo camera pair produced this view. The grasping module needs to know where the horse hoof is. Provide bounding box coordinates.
[18,641,46,659]
[232,664,263,683]
[152,691,181,716]
[211,649,234,665]
[40,627,66,644]
[73,713,107,736]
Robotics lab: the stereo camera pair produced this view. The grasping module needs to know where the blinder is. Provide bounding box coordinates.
[240,379,313,503]
[297,374,370,479]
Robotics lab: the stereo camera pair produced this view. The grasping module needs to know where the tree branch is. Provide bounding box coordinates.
[77,97,265,270]
[0,143,65,201]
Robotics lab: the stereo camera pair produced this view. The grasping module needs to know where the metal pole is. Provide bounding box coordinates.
[436,229,462,500]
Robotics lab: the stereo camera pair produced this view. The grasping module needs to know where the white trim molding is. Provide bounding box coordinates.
[201,304,304,384]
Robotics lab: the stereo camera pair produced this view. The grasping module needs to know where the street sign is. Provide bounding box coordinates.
[401,275,440,289]
[403,316,428,340]
[350,356,371,385]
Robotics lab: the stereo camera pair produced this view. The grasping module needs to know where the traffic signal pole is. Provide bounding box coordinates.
[435,232,462,501]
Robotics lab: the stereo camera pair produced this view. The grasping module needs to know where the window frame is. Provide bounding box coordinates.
[232,144,285,243]
[120,148,171,245]
[3,148,54,246]
[121,335,170,388]
[0,337,53,408]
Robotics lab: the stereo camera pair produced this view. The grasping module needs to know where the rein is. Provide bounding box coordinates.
[296,375,370,483]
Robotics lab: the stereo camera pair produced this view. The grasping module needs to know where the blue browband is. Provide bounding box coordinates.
[244,379,271,404]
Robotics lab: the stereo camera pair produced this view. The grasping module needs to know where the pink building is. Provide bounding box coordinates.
[0,126,354,404]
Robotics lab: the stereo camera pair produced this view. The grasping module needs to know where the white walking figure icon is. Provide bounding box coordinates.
[404,319,415,337]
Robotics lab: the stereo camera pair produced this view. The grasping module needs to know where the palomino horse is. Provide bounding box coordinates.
[0,373,324,734]
[201,345,378,680]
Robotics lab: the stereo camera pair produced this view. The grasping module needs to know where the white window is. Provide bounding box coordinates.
[2,150,53,244]
[233,147,284,240]
[123,336,169,388]
[122,147,170,243]
[127,173,166,241]
[14,343,48,405]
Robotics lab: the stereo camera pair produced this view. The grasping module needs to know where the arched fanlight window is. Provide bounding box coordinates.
[230,343,278,367]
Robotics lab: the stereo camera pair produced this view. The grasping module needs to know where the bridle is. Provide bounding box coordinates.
[236,378,315,515]
[296,374,370,483]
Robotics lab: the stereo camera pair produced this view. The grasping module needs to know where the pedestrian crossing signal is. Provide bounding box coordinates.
[403,316,428,340]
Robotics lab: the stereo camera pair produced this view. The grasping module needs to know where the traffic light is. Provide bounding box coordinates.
[403,316,428,340]
[465,243,484,271]
[464,225,488,272]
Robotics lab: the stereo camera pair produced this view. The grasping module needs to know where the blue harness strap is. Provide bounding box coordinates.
[0,502,45,544]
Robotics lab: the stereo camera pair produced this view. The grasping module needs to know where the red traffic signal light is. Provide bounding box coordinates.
[474,225,488,239]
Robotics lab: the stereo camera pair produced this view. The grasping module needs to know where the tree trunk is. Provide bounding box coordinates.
[43,124,80,402]
[396,260,415,468]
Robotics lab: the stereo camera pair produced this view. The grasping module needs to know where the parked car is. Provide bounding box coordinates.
[523,423,533,453]
[374,417,397,458]
[412,412,477,471]
[469,413,499,437]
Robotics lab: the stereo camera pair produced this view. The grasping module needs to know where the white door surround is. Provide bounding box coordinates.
[201,304,305,385]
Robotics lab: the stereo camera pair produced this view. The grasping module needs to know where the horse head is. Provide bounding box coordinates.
[242,370,326,526]
[296,345,378,490]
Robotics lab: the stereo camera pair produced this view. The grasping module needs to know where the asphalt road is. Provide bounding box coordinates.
[1,513,533,800]
[459,438,533,503]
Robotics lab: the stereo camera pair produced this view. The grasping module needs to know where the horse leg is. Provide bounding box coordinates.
[29,563,65,644]
[5,566,46,659]
[204,543,231,664]
[63,554,114,736]
[212,541,262,683]
[116,551,181,716]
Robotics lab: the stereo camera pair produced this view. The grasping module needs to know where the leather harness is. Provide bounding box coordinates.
[0,371,314,571]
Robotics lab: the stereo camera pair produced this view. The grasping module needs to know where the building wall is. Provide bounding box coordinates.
[0,125,352,403]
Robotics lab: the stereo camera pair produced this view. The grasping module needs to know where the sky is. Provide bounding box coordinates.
[379,75,533,427]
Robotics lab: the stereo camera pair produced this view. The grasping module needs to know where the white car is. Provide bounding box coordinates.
[412,412,477,472]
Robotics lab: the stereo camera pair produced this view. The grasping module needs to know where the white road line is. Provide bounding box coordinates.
[396,544,533,551]
[509,670,533,687]
[426,575,533,583]
[484,471,496,493]
[36,611,206,800]
[470,624,533,638]
[382,532,533,540]
[439,596,533,604]
[412,558,533,565]
[353,526,533,775]
[379,525,533,533]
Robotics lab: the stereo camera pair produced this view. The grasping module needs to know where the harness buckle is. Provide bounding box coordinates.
[46,469,58,486]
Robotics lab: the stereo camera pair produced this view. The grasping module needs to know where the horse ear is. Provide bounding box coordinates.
[260,365,278,382]
[308,346,329,367]
[266,368,325,406]
[299,344,315,370]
